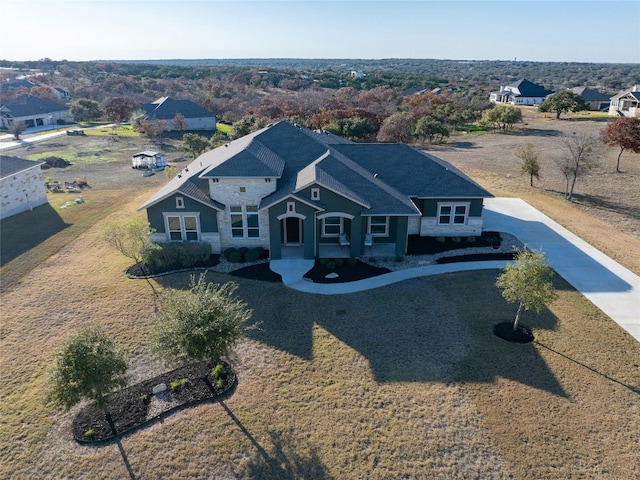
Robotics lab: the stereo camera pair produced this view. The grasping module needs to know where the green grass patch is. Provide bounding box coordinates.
[83,125,141,137]
[216,123,232,134]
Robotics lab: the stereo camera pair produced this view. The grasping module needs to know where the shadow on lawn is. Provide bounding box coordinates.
[220,401,333,479]
[0,202,69,267]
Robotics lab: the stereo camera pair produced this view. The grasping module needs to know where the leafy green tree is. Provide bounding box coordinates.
[71,98,102,122]
[229,115,270,140]
[152,274,254,377]
[9,121,26,140]
[558,133,598,201]
[182,133,210,158]
[480,104,522,131]
[496,248,557,331]
[209,130,229,148]
[600,117,640,172]
[539,91,587,119]
[47,326,128,410]
[323,117,377,140]
[413,116,449,144]
[515,143,541,186]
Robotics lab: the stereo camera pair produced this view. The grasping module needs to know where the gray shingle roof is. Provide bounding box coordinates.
[1,95,68,117]
[140,121,491,214]
[141,97,214,120]
[507,79,553,97]
[568,87,610,102]
[0,156,44,179]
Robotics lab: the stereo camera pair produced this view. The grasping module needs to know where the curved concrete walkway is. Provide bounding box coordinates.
[270,198,640,342]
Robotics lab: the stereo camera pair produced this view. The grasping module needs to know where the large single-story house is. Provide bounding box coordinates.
[489,79,553,106]
[568,87,610,111]
[608,86,640,118]
[0,156,48,220]
[141,96,216,131]
[139,122,492,260]
[0,95,72,130]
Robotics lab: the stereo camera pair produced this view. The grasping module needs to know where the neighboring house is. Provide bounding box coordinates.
[568,87,610,111]
[132,151,168,169]
[0,156,48,220]
[141,97,216,131]
[608,85,640,118]
[0,95,72,130]
[489,79,553,106]
[1,80,70,102]
[139,121,492,260]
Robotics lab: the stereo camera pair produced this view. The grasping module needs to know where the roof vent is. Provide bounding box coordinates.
[177,174,182,178]
[225,143,229,147]
[373,173,378,178]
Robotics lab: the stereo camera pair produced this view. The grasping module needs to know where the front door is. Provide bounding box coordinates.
[284,217,302,245]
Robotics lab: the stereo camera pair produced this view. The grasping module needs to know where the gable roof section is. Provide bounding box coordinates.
[200,136,285,178]
[141,97,214,120]
[0,156,44,180]
[568,87,610,102]
[507,79,552,98]
[332,143,492,199]
[1,95,68,117]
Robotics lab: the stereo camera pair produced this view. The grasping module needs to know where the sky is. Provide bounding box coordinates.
[3,0,639,63]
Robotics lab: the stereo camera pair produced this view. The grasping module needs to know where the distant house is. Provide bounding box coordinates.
[0,95,72,130]
[489,79,553,106]
[608,86,640,118]
[568,87,610,111]
[0,156,48,220]
[132,151,168,170]
[141,97,216,131]
[1,80,71,102]
[139,121,493,260]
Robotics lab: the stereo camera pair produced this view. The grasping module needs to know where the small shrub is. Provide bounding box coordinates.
[369,256,378,264]
[170,378,189,391]
[320,258,329,265]
[223,247,237,259]
[211,363,223,379]
[452,237,461,243]
[466,236,477,243]
[326,261,336,270]
[140,393,150,404]
[244,248,261,263]
[436,236,446,243]
[178,241,211,267]
[347,257,358,266]
[238,247,249,257]
[216,378,224,389]
[84,428,94,437]
[335,258,344,267]
[228,251,243,263]
[141,242,164,268]
[395,255,405,262]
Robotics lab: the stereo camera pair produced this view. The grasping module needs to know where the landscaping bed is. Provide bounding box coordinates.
[303,259,391,283]
[72,361,236,443]
[126,254,221,278]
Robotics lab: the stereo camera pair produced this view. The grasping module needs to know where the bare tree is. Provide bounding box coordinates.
[515,143,541,186]
[557,133,598,201]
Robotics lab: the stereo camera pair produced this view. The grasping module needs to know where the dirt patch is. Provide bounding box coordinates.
[40,157,71,169]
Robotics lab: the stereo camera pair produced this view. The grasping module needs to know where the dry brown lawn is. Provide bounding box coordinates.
[1,116,639,479]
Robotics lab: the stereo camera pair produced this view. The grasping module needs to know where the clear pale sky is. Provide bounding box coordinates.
[3,0,639,63]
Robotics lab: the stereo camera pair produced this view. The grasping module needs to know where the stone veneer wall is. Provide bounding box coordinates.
[1,165,48,219]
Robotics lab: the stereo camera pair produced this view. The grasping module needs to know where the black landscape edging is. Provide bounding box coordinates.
[74,364,237,445]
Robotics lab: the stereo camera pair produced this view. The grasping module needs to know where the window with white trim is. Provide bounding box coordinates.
[438,203,468,225]
[322,216,343,237]
[368,216,388,236]
[176,197,185,209]
[166,214,199,241]
[230,205,260,238]
[311,188,320,200]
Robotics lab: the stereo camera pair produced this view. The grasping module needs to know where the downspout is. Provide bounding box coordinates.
[313,210,318,258]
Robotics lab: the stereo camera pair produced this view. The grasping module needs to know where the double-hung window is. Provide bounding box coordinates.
[368,216,388,236]
[438,203,468,225]
[322,216,342,237]
[166,214,199,241]
[231,205,260,238]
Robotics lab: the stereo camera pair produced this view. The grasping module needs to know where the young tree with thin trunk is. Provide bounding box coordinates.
[173,112,188,131]
[515,143,541,186]
[558,133,598,201]
[496,248,557,331]
[182,133,210,158]
[47,326,127,433]
[600,117,640,172]
[152,274,254,378]
[9,121,26,140]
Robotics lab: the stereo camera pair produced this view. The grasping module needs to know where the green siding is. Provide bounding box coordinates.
[146,194,219,234]
[420,198,484,217]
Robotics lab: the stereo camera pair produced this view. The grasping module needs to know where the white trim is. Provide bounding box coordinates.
[230,204,260,239]
[437,202,470,226]
[367,215,389,237]
[261,193,323,211]
[138,191,222,212]
[277,211,306,221]
[162,212,201,241]
[175,196,185,209]
[311,188,320,200]
[317,212,354,220]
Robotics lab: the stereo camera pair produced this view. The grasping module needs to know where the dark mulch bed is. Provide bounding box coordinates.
[407,231,502,255]
[72,361,236,443]
[227,262,282,282]
[303,260,391,283]
[126,254,221,278]
[493,321,535,343]
[437,252,516,264]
